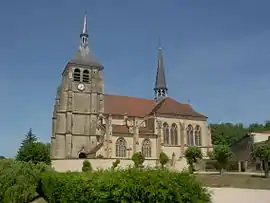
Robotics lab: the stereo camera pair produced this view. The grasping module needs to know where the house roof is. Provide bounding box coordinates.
[104,94,206,118]
[251,130,270,134]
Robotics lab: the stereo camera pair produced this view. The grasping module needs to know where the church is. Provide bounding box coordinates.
[51,13,213,171]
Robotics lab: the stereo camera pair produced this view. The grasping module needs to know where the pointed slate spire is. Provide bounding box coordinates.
[70,10,103,68]
[154,47,168,102]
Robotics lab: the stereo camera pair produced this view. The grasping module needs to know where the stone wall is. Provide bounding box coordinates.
[52,158,188,172]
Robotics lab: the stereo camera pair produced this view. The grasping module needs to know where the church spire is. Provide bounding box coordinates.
[154,47,168,102]
[81,10,88,35]
[70,10,103,68]
[79,10,89,48]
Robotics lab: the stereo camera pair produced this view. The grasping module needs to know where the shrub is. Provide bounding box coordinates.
[0,159,49,203]
[131,152,145,168]
[159,151,169,168]
[40,169,211,202]
[82,160,92,172]
[111,159,120,170]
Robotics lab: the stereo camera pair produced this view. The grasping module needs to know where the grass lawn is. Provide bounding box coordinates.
[196,173,270,190]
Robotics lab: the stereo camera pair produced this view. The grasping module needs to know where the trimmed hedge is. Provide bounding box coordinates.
[205,160,239,172]
[40,169,211,203]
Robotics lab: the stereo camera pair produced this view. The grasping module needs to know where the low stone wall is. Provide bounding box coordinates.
[52,158,188,172]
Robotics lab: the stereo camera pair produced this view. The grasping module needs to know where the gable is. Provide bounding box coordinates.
[150,97,207,118]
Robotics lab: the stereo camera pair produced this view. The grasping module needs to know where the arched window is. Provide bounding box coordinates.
[194,125,202,146]
[186,125,194,146]
[115,137,127,157]
[142,139,151,157]
[82,70,90,83]
[170,123,178,145]
[163,123,169,145]
[73,68,81,82]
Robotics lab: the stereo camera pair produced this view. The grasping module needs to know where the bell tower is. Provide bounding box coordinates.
[51,11,105,159]
[154,47,168,102]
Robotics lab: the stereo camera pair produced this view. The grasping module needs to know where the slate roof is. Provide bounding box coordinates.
[155,48,167,90]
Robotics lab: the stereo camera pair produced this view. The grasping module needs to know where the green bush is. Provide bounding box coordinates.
[40,169,211,202]
[82,160,92,172]
[111,159,120,170]
[131,152,145,168]
[159,151,169,168]
[205,160,239,172]
[0,159,49,203]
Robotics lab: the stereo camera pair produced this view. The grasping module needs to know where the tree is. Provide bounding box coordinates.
[82,160,92,172]
[210,122,270,147]
[159,152,169,168]
[16,129,51,164]
[132,152,145,168]
[16,142,51,165]
[184,146,202,173]
[22,128,37,145]
[212,145,233,175]
[0,156,5,159]
[254,143,270,178]
[210,123,248,146]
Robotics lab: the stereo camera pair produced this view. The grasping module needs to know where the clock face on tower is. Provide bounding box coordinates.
[77,83,85,91]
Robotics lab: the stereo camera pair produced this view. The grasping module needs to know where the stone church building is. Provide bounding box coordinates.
[51,13,213,171]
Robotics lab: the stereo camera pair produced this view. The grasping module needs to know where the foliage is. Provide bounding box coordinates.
[40,169,211,202]
[254,143,270,178]
[0,156,5,159]
[22,128,37,145]
[131,152,145,168]
[210,121,270,146]
[159,151,169,168]
[205,160,239,172]
[16,142,51,165]
[211,145,233,175]
[111,159,120,170]
[82,160,92,172]
[0,159,49,203]
[184,146,203,173]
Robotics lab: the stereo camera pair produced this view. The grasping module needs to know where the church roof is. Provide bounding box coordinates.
[69,11,103,68]
[104,94,207,119]
[70,49,102,67]
[155,48,167,90]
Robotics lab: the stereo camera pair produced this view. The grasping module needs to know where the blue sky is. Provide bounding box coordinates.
[1,0,270,157]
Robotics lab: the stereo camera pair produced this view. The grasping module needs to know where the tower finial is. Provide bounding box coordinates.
[154,46,168,102]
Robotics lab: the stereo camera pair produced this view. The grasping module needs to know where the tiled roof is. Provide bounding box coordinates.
[104,94,155,117]
[104,94,206,118]
[152,97,207,118]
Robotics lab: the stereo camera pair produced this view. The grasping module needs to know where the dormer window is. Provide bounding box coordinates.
[83,70,90,83]
[73,68,81,82]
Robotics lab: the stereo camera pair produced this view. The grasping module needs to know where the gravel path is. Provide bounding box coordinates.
[209,187,270,203]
